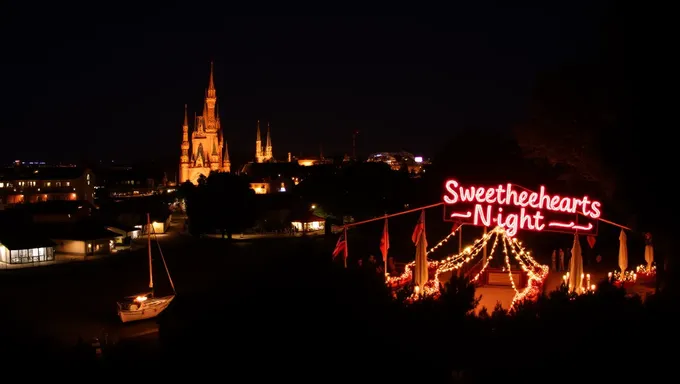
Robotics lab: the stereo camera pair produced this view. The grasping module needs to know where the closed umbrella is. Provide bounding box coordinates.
[412,210,428,290]
[568,234,584,293]
[644,232,654,271]
[618,229,628,276]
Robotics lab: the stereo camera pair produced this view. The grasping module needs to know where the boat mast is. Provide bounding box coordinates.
[147,213,154,291]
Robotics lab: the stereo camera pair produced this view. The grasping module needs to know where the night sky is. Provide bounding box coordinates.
[1,3,619,166]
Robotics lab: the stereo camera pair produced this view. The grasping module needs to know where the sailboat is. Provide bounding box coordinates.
[117,213,176,323]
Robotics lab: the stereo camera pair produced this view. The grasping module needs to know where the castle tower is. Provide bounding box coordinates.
[204,62,217,133]
[255,120,264,163]
[178,62,231,184]
[264,122,273,161]
[180,104,190,183]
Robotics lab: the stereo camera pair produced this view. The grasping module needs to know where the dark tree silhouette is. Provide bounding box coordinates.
[295,162,414,219]
[205,172,256,239]
[514,64,626,199]
[180,173,255,238]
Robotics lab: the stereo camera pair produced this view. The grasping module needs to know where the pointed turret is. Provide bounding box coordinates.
[204,62,217,132]
[264,122,273,161]
[223,139,231,173]
[207,61,216,99]
[180,104,191,183]
[255,120,263,163]
[183,104,189,127]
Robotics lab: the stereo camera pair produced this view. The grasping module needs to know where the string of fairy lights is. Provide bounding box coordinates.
[379,219,655,309]
[505,236,549,307]
[609,264,656,285]
[385,226,550,309]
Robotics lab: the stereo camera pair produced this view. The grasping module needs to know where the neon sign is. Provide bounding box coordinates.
[442,179,601,236]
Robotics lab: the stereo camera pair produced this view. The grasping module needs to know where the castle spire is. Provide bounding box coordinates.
[183,104,188,128]
[255,120,263,163]
[180,104,191,183]
[223,139,231,173]
[207,61,216,98]
[264,122,273,161]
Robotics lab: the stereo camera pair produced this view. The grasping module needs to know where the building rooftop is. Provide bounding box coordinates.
[0,231,56,250]
[0,167,88,181]
[36,221,119,241]
[6,200,96,215]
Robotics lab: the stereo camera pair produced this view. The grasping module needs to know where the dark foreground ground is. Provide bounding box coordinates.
[0,231,331,338]
[1,219,675,381]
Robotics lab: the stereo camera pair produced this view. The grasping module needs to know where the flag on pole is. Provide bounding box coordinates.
[332,231,347,258]
[380,218,390,262]
[412,210,427,247]
[587,235,596,249]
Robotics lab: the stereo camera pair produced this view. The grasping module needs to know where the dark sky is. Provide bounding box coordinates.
[1,2,617,166]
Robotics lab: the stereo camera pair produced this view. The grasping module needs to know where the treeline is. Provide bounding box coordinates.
[179,172,257,238]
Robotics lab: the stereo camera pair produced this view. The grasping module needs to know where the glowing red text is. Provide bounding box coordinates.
[443,179,601,236]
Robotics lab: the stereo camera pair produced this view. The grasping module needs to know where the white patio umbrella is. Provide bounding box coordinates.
[413,210,429,290]
[644,233,654,271]
[618,229,628,275]
[568,234,584,293]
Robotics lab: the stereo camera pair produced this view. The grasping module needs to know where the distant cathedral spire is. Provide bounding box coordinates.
[264,122,273,161]
[255,120,263,163]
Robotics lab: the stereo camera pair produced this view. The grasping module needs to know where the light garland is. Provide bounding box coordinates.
[503,235,519,295]
[388,226,549,309]
[505,235,549,309]
[390,227,500,300]
[426,224,462,254]
[470,230,501,283]
[608,264,655,287]
[635,264,656,277]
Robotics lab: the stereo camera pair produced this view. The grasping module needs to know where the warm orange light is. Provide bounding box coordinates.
[135,296,148,302]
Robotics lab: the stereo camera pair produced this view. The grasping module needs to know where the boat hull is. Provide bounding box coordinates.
[118,295,175,323]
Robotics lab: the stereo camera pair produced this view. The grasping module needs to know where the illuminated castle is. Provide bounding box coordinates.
[254,120,274,163]
[179,63,231,184]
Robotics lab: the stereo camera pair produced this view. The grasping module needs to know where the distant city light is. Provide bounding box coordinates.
[414,156,423,163]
